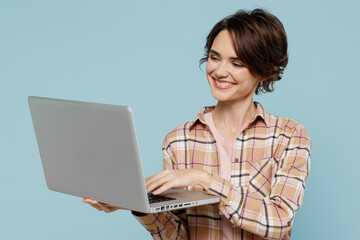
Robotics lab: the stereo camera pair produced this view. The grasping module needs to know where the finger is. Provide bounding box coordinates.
[146,172,171,192]
[97,202,114,213]
[102,203,126,211]
[83,198,125,213]
[145,170,172,187]
[83,197,99,204]
[102,203,120,208]
[92,200,126,212]
[82,198,95,205]
[152,181,174,195]
[103,204,126,210]
[106,206,122,213]
[146,170,174,184]
[93,202,109,212]
[146,173,174,193]
[83,198,107,212]
[88,203,103,211]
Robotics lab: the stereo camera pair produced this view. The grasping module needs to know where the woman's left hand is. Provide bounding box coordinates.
[82,197,126,213]
[145,169,212,195]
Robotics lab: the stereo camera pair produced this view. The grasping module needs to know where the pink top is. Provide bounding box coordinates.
[204,112,234,240]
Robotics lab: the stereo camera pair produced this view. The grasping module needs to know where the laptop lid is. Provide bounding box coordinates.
[28,96,150,213]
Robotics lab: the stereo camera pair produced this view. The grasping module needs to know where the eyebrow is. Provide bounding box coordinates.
[209,49,241,61]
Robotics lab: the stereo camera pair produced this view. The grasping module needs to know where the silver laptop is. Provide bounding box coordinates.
[28,96,219,213]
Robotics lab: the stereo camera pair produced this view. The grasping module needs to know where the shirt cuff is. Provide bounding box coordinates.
[132,212,169,232]
[131,211,148,217]
[207,174,232,201]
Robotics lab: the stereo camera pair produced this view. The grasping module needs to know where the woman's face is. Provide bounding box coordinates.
[206,30,260,103]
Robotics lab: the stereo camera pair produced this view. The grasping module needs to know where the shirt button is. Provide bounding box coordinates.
[235,158,239,162]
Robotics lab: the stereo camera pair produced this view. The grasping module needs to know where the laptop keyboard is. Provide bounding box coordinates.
[148,193,176,204]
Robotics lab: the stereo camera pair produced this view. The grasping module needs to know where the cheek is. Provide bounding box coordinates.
[233,70,258,84]
[206,61,216,75]
[205,64,213,84]
[205,63,210,75]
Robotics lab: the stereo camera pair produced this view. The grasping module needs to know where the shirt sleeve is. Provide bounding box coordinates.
[207,126,311,239]
[132,137,189,240]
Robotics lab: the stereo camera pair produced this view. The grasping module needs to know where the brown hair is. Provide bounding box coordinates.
[200,9,288,94]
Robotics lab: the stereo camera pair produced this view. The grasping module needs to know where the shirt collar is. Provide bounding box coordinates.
[188,102,270,130]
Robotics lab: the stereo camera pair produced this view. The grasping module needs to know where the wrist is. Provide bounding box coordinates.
[197,170,212,191]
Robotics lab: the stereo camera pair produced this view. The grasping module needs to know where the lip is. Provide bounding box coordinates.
[212,77,236,90]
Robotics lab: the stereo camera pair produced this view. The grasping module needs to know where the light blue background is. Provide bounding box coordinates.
[1,0,359,239]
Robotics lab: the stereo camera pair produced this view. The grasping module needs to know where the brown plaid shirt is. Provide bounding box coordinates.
[133,102,311,240]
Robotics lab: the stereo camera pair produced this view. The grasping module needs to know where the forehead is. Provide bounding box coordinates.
[211,30,237,57]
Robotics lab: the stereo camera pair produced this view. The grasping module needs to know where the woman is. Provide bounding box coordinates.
[83,8,311,240]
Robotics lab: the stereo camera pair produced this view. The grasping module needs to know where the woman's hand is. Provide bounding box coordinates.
[146,169,212,195]
[82,197,125,213]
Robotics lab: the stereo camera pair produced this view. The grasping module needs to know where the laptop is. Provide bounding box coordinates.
[28,96,220,213]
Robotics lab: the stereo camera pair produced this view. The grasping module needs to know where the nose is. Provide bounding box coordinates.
[214,62,229,79]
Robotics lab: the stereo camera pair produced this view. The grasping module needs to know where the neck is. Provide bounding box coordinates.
[212,98,257,134]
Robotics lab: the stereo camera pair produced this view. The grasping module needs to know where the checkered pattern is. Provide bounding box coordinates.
[133,103,311,240]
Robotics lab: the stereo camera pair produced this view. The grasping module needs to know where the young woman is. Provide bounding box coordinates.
[83,8,311,240]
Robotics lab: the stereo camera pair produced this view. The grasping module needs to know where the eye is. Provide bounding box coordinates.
[209,55,220,61]
[233,62,244,68]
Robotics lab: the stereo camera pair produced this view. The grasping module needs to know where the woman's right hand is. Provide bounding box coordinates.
[82,197,126,213]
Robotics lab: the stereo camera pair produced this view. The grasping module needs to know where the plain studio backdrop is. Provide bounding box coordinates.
[1,0,359,239]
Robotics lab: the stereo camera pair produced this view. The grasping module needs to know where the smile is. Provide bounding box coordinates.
[213,77,236,89]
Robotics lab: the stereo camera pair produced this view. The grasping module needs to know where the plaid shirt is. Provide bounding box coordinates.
[133,102,311,240]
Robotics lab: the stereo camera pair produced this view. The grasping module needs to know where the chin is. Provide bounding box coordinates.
[211,92,233,102]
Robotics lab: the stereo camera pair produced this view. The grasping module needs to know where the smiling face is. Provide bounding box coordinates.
[206,30,260,103]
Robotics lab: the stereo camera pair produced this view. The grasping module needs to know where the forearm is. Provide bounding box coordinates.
[203,127,310,239]
[206,174,297,239]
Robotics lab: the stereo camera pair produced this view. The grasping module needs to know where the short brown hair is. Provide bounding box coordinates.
[200,9,288,94]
